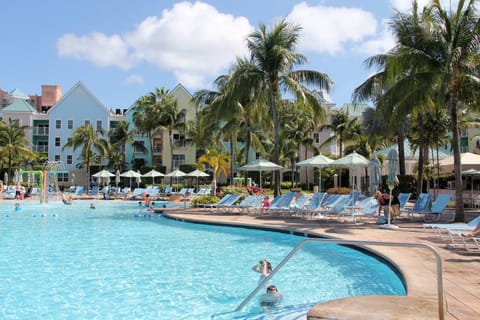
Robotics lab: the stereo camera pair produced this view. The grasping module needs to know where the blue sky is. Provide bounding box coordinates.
[1,0,458,110]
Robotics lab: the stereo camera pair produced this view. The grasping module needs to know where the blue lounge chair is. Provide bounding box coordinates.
[267,192,296,215]
[226,195,257,213]
[401,193,432,219]
[423,194,453,222]
[344,196,378,223]
[397,193,411,210]
[300,192,326,218]
[200,194,233,210]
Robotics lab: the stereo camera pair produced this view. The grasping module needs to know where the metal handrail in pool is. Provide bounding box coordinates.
[210,238,445,320]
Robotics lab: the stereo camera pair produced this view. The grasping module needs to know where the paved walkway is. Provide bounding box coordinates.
[162,208,480,320]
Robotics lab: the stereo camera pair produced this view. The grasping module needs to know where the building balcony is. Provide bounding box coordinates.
[33,127,49,136]
[33,145,48,153]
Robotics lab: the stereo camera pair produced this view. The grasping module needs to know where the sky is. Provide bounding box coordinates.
[1,0,459,110]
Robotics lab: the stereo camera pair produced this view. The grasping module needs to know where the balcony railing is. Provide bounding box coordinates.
[33,145,48,153]
[33,127,49,136]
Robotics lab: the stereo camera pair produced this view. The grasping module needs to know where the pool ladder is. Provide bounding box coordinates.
[210,238,446,320]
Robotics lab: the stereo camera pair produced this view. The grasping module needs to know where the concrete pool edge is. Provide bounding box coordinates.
[162,210,440,319]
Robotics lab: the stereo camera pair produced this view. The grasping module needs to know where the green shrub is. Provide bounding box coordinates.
[191,195,219,207]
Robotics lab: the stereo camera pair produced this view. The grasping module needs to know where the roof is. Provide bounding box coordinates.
[375,139,451,159]
[342,103,371,118]
[1,99,37,113]
[6,88,29,99]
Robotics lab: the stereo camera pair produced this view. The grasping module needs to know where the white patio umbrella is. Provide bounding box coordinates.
[165,169,186,192]
[136,171,142,187]
[120,170,142,189]
[4,172,8,184]
[142,169,165,186]
[331,151,370,192]
[296,154,333,192]
[239,158,283,189]
[13,169,20,183]
[92,169,115,186]
[185,169,209,190]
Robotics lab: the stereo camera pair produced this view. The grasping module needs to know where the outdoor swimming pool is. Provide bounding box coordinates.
[0,201,406,319]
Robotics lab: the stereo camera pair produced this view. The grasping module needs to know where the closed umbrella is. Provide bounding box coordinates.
[115,170,120,187]
[136,171,142,188]
[4,172,8,184]
[331,151,370,192]
[296,154,333,192]
[239,158,283,189]
[381,149,399,229]
[370,156,382,193]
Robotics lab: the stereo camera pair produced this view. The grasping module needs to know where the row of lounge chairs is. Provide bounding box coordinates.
[423,215,480,252]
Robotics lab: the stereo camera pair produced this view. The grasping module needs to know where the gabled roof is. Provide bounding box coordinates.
[6,88,29,99]
[48,81,110,114]
[375,139,451,159]
[2,99,37,113]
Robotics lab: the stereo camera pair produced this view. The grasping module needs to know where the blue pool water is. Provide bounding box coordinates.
[0,201,405,319]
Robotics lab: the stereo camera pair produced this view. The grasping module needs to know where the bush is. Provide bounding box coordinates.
[326,187,352,194]
[191,195,219,207]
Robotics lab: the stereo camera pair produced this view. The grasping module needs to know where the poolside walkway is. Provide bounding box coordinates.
[162,208,480,320]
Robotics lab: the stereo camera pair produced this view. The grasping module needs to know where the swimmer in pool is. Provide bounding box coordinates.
[259,285,282,310]
[252,259,272,285]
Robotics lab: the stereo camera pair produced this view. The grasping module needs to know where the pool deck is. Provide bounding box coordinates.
[161,207,480,320]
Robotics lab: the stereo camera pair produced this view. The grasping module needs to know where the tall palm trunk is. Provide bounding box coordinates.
[271,91,281,196]
[449,93,464,222]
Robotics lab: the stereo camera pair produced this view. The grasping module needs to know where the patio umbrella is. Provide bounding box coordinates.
[461,169,480,207]
[296,154,333,192]
[92,170,115,178]
[13,169,20,183]
[4,172,8,184]
[166,169,186,192]
[185,169,209,190]
[382,149,399,229]
[331,151,370,192]
[71,173,75,186]
[370,156,382,192]
[142,169,164,186]
[120,170,142,189]
[239,158,283,189]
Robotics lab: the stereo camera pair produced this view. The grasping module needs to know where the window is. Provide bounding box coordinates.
[55,137,61,147]
[54,154,60,161]
[68,120,73,129]
[57,173,69,182]
[134,141,145,153]
[55,120,61,129]
[172,154,185,168]
[67,155,73,165]
[68,137,72,145]
[313,133,320,143]
[85,120,91,127]
[96,120,102,130]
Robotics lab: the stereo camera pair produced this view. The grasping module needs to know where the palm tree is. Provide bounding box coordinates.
[197,147,230,195]
[63,124,109,191]
[108,120,135,170]
[0,118,34,181]
[244,19,332,196]
[355,0,480,221]
[319,109,361,158]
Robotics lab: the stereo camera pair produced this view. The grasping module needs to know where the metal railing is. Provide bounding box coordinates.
[210,239,445,320]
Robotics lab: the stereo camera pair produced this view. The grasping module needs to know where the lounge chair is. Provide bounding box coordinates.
[397,193,411,210]
[299,192,326,218]
[311,194,351,219]
[244,196,265,215]
[344,196,378,223]
[401,193,432,219]
[423,194,453,222]
[226,195,257,213]
[445,229,480,252]
[267,192,296,215]
[424,216,480,240]
[213,194,241,211]
[285,195,310,216]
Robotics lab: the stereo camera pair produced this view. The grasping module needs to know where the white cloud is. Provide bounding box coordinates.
[356,19,396,55]
[125,1,253,87]
[57,32,133,69]
[287,2,379,55]
[124,74,144,85]
[56,1,253,89]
